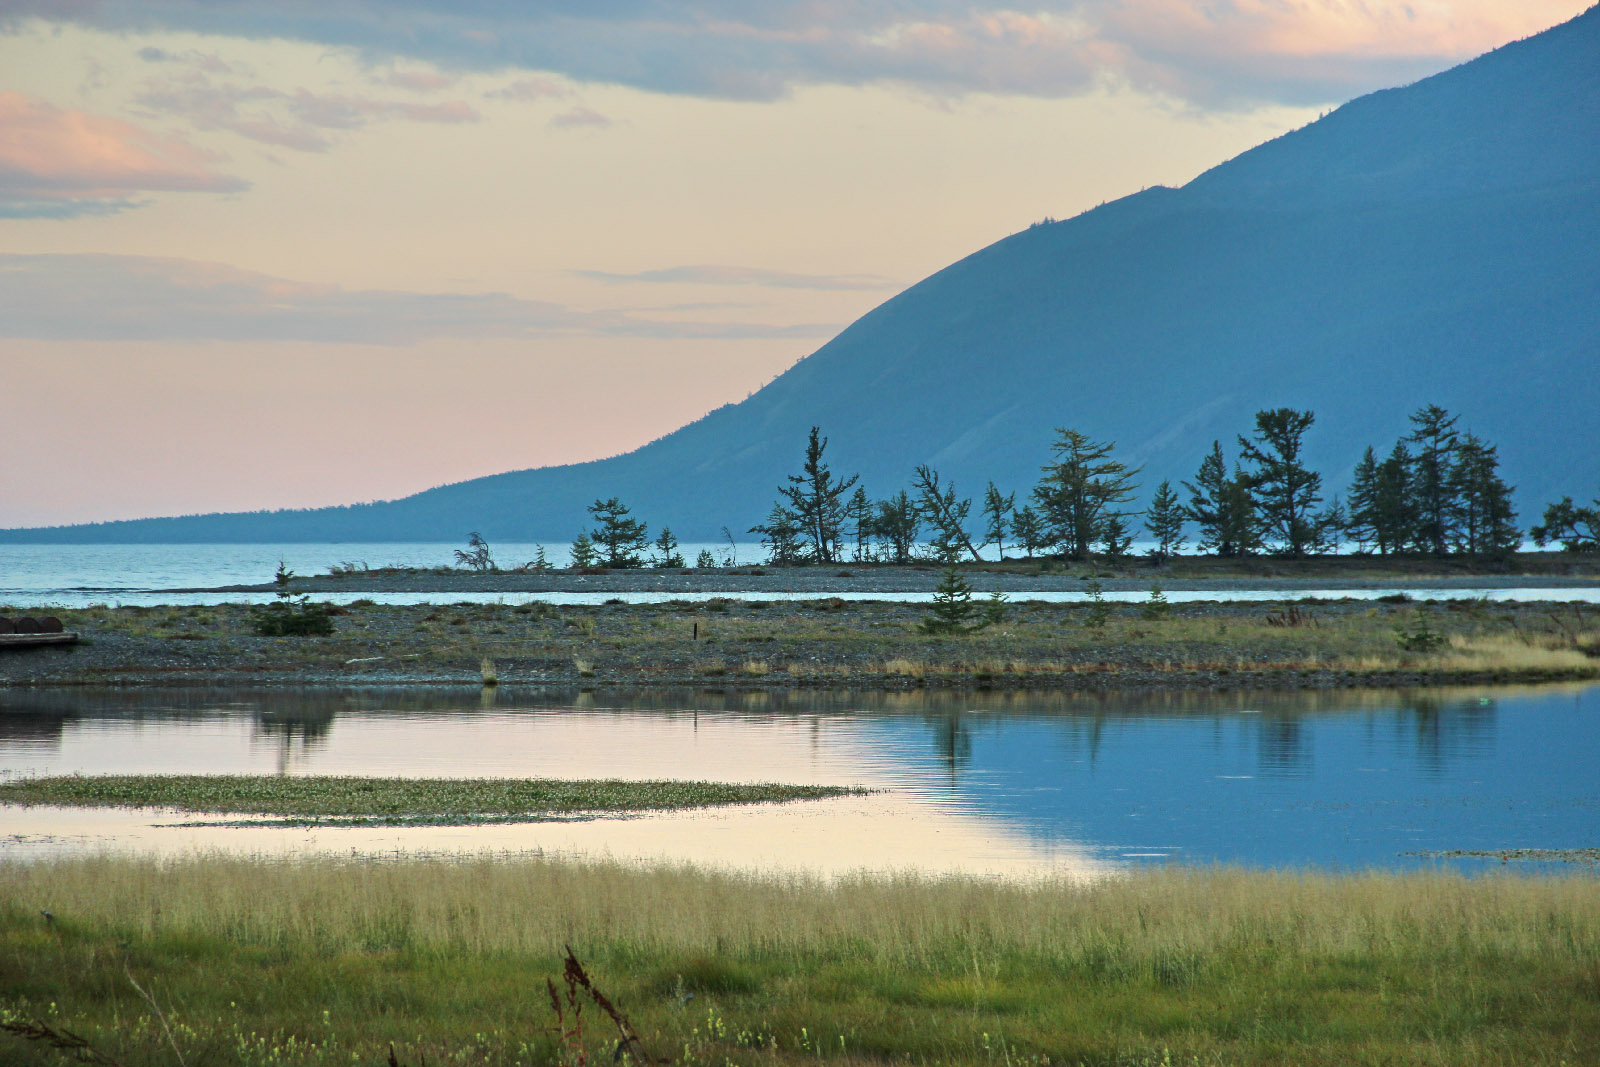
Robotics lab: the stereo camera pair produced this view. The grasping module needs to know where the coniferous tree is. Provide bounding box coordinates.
[1099,513,1134,559]
[874,490,921,564]
[913,465,981,563]
[1346,447,1383,553]
[844,486,875,563]
[1033,429,1141,560]
[568,531,598,569]
[779,427,859,564]
[651,527,685,569]
[587,498,648,568]
[1531,493,1600,552]
[1009,505,1046,559]
[1452,433,1518,557]
[750,504,803,565]
[1313,496,1348,555]
[1144,480,1187,563]
[919,567,984,635]
[982,482,1016,560]
[1238,408,1323,557]
[1406,405,1462,556]
[1184,441,1259,556]
[1373,443,1417,554]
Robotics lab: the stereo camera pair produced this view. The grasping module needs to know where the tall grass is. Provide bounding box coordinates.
[2,855,1597,1065]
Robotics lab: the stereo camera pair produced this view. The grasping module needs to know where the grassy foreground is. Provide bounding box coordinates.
[0,775,858,827]
[2,855,1597,1066]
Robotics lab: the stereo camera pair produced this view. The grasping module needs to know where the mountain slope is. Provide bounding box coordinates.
[9,5,1599,544]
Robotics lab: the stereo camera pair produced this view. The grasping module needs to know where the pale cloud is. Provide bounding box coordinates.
[381,68,458,92]
[133,71,480,151]
[0,1,1587,106]
[0,90,247,217]
[578,265,900,291]
[488,76,572,101]
[0,254,843,343]
[547,105,611,128]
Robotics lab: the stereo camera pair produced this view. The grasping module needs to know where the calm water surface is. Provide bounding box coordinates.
[3,685,1595,878]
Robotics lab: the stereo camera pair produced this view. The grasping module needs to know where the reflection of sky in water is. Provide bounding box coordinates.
[1,685,1595,876]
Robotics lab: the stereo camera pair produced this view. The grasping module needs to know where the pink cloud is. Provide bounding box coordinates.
[0,91,246,214]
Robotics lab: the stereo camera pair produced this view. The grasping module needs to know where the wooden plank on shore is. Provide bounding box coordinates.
[0,632,80,649]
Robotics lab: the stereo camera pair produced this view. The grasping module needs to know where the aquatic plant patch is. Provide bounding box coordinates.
[0,774,862,827]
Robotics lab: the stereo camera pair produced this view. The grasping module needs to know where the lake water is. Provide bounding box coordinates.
[3,684,1595,878]
[2,543,1596,609]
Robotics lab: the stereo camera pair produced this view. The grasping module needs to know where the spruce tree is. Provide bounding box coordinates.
[1144,480,1187,562]
[1033,429,1141,560]
[1238,408,1323,557]
[1453,433,1518,557]
[982,482,1016,560]
[1373,443,1417,554]
[1184,441,1258,556]
[844,486,875,563]
[874,491,921,564]
[1099,513,1133,559]
[651,527,685,568]
[1009,505,1045,559]
[568,531,598,569]
[1405,405,1461,556]
[587,497,649,568]
[920,567,982,634]
[1346,447,1383,553]
[779,427,859,563]
[749,505,803,565]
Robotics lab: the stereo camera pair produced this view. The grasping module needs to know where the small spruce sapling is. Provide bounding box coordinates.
[1140,582,1171,620]
[696,548,717,569]
[569,532,599,569]
[982,591,1009,628]
[251,561,335,636]
[652,527,685,569]
[1083,579,1112,630]
[920,568,982,634]
[1394,608,1446,653]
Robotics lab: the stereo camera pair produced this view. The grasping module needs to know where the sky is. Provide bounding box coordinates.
[1,0,1589,528]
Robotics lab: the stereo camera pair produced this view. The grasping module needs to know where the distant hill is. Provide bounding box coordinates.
[8,5,1598,545]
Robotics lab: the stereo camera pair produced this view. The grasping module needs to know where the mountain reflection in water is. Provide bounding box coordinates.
[0,684,1593,876]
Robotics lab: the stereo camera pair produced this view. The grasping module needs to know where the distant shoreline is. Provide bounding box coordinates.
[181,555,1600,596]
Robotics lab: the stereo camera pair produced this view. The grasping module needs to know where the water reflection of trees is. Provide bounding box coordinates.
[1393,692,1496,778]
[253,707,335,774]
[925,712,973,778]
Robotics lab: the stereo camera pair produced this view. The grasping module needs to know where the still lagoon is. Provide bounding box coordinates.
[2,684,1594,878]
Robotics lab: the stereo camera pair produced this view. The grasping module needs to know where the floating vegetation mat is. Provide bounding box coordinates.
[0,774,864,827]
[1408,847,1600,866]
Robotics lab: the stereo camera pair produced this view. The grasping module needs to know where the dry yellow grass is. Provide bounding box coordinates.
[4,853,1596,965]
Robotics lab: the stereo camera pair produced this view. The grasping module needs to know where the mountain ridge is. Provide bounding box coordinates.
[7,5,1598,544]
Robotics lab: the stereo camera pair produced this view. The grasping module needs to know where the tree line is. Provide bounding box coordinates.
[544,404,1592,570]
